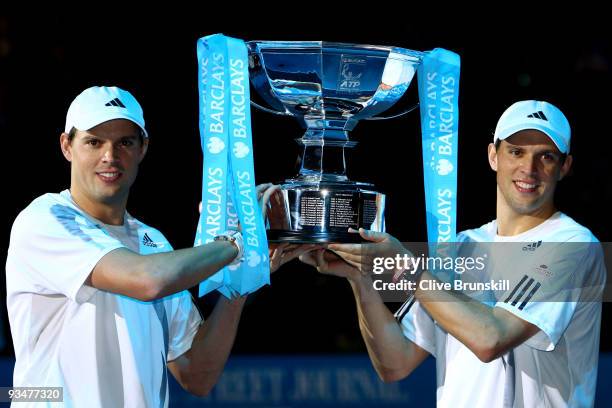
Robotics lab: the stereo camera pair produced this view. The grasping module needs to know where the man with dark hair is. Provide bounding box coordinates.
[303,100,606,407]
[6,86,305,407]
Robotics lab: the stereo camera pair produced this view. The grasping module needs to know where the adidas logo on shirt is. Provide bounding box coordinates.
[527,111,548,120]
[504,274,542,311]
[105,98,126,108]
[522,240,542,252]
[142,233,158,248]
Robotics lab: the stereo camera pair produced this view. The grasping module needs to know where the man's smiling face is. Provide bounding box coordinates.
[489,129,572,216]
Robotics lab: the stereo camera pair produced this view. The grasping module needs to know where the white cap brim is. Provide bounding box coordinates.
[65,108,148,138]
[495,123,568,154]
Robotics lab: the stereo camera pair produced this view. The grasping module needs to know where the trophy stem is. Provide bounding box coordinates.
[295,129,357,182]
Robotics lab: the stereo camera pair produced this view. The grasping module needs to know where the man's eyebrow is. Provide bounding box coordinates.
[80,134,139,141]
[539,149,561,156]
[505,144,560,156]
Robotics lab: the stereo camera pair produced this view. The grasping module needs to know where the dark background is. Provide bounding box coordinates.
[1,11,611,356]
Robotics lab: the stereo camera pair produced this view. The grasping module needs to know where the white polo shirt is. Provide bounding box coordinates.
[6,190,203,407]
[398,212,605,407]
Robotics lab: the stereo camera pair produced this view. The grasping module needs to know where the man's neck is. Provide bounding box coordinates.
[496,193,557,236]
[69,188,127,226]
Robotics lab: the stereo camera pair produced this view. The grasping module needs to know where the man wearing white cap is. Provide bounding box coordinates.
[5,86,303,407]
[302,100,606,407]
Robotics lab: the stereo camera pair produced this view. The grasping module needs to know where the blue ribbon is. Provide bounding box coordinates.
[418,48,460,280]
[196,34,270,298]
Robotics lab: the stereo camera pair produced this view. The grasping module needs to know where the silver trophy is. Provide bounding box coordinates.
[248,41,424,243]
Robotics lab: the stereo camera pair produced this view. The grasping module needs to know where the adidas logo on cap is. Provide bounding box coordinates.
[527,111,548,120]
[105,98,126,108]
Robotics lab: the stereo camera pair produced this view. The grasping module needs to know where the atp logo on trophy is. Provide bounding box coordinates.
[338,56,366,92]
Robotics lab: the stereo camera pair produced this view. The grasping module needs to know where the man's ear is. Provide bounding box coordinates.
[487,143,498,172]
[60,133,72,162]
[559,154,573,181]
[138,138,149,163]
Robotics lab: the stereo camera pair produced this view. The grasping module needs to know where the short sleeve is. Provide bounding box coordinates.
[396,299,437,356]
[166,291,204,362]
[7,201,125,303]
[494,241,602,351]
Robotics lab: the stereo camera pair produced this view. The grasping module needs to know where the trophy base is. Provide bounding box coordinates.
[267,229,366,244]
[265,179,385,244]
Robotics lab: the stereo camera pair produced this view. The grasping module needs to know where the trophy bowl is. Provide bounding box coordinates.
[247,41,424,243]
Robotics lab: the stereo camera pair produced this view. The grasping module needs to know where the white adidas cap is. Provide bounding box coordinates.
[64,86,148,138]
[493,100,570,153]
